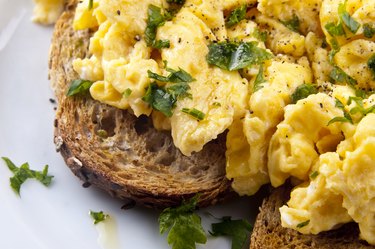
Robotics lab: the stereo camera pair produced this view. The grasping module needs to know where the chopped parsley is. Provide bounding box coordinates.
[328,98,354,125]
[309,171,319,180]
[89,210,109,224]
[67,79,94,96]
[281,14,300,33]
[252,28,267,42]
[145,5,171,49]
[144,67,194,117]
[88,0,93,10]
[143,83,175,117]
[296,220,310,229]
[159,195,207,249]
[291,84,318,104]
[363,23,375,38]
[148,68,195,83]
[368,54,375,79]
[2,157,53,196]
[181,108,205,120]
[328,38,340,63]
[253,65,266,92]
[325,22,345,37]
[329,66,357,86]
[210,216,252,249]
[338,0,360,34]
[123,88,132,98]
[207,41,273,71]
[226,5,247,28]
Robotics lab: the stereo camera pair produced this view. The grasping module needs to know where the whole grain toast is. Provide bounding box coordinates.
[48,0,233,208]
[250,186,375,249]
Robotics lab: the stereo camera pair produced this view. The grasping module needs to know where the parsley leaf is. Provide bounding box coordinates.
[253,65,266,92]
[328,98,353,125]
[210,216,252,249]
[296,220,310,229]
[143,83,175,117]
[328,38,340,63]
[148,68,195,83]
[67,79,94,96]
[145,68,195,117]
[182,108,205,120]
[252,28,267,42]
[281,14,300,33]
[88,0,93,10]
[159,195,207,249]
[89,210,109,224]
[123,88,132,98]
[207,41,273,71]
[325,22,345,37]
[145,5,171,49]
[2,157,53,196]
[363,23,375,38]
[368,54,375,79]
[291,84,318,104]
[226,5,247,28]
[310,171,319,180]
[338,0,360,34]
[330,66,357,86]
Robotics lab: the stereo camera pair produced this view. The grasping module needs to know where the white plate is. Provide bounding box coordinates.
[0,1,261,248]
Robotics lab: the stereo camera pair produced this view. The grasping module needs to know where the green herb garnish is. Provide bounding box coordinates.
[309,171,319,180]
[253,65,266,92]
[67,79,94,96]
[328,98,353,125]
[89,210,109,224]
[226,5,247,28]
[363,23,375,38]
[143,83,175,117]
[123,88,132,98]
[281,14,300,33]
[145,5,171,49]
[144,67,195,117]
[330,66,357,86]
[148,68,195,83]
[207,41,273,71]
[325,22,345,37]
[88,0,93,10]
[159,195,207,249]
[367,54,375,79]
[291,84,318,104]
[296,220,310,229]
[338,0,360,34]
[210,216,252,249]
[2,157,53,196]
[252,28,267,42]
[328,38,340,63]
[182,108,205,120]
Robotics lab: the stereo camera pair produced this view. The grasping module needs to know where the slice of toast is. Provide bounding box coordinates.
[48,0,233,208]
[250,186,375,248]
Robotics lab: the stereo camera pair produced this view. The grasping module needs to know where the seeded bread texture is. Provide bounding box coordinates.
[48,0,233,208]
[250,186,375,249]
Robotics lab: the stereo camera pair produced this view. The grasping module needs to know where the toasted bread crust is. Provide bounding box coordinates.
[250,186,375,249]
[49,0,234,208]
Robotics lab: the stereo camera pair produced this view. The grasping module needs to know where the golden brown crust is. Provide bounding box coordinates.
[49,0,234,208]
[250,186,375,249]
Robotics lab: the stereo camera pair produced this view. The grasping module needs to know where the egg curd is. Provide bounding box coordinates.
[32,0,64,25]
[71,0,375,244]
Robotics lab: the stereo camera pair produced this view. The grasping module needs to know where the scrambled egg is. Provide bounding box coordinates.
[32,0,64,25]
[71,0,375,244]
